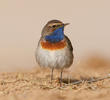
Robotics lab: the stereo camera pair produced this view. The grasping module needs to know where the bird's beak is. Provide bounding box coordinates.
[64,23,70,26]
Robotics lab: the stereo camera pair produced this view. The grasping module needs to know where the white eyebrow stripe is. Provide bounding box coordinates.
[48,23,62,27]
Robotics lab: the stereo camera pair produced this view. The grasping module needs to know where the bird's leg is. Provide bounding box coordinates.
[51,68,54,82]
[60,69,63,86]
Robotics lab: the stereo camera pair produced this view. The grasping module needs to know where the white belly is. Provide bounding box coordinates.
[35,45,73,69]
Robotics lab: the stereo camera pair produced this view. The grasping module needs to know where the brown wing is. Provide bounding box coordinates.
[64,35,73,52]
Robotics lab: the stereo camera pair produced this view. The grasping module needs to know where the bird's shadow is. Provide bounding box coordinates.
[58,77,99,85]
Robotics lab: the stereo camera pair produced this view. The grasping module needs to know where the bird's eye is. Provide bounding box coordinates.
[52,25,56,28]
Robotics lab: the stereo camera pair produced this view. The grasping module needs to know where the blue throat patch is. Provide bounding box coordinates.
[45,26,64,43]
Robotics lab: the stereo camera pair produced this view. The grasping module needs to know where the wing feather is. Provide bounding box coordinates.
[64,35,73,52]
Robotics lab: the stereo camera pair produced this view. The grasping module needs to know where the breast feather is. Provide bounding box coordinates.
[40,40,66,50]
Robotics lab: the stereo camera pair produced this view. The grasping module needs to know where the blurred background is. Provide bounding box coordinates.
[0,0,110,71]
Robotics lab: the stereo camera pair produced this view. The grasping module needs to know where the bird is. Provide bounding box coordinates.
[35,20,74,86]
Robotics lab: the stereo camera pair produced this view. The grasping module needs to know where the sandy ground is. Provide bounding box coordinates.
[0,55,110,100]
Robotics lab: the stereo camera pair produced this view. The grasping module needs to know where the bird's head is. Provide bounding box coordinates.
[41,20,69,43]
